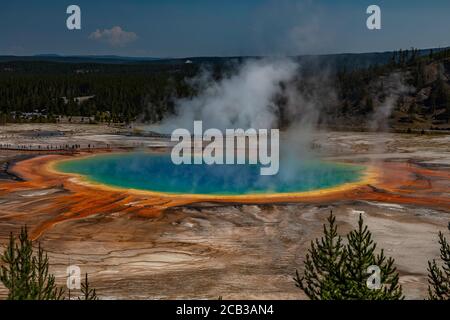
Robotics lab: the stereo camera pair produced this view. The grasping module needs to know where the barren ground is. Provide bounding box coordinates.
[0,123,449,299]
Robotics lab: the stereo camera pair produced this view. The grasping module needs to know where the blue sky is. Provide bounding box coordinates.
[1,0,449,57]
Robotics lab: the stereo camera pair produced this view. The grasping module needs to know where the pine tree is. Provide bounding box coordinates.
[294,212,346,299]
[427,232,450,300]
[79,273,98,300]
[343,215,403,299]
[295,212,403,300]
[0,227,64,300]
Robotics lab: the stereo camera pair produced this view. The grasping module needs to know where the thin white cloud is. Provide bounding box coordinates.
[89,26,138,47]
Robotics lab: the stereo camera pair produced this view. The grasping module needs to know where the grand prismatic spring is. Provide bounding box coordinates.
[54,152,366,195]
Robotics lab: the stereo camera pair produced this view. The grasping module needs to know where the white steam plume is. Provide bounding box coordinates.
[157,58,300,133]
[370,72,414,132]
[148,57,337,173]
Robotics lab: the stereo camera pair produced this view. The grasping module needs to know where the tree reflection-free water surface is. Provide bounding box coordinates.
[55,152,365,195]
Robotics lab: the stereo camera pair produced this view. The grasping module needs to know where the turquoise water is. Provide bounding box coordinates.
[55,152,365,195]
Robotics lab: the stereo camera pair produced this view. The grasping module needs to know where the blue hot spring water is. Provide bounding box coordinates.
[55,152,365,195]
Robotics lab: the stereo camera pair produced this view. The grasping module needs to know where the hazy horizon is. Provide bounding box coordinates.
[2,45,449,60]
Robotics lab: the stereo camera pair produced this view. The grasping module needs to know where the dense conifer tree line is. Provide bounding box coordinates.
[0,60,207,124]
[1,48,449,126]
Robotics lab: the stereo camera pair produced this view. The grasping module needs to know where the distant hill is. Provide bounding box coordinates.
[1,47,449,70]
[0,54,163,64]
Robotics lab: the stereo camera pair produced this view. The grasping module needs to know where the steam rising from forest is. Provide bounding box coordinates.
[147,57,344,181]
[148,56,412,169]
[155,58,334,144]
[369,72,414,132]
[157,58,300,132]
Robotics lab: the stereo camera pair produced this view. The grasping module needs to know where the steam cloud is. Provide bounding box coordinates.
[156,58,333,135]
[369,72,414,132]
[158,58,300,132]
[145,57,341,183]
[151,57,337,169]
